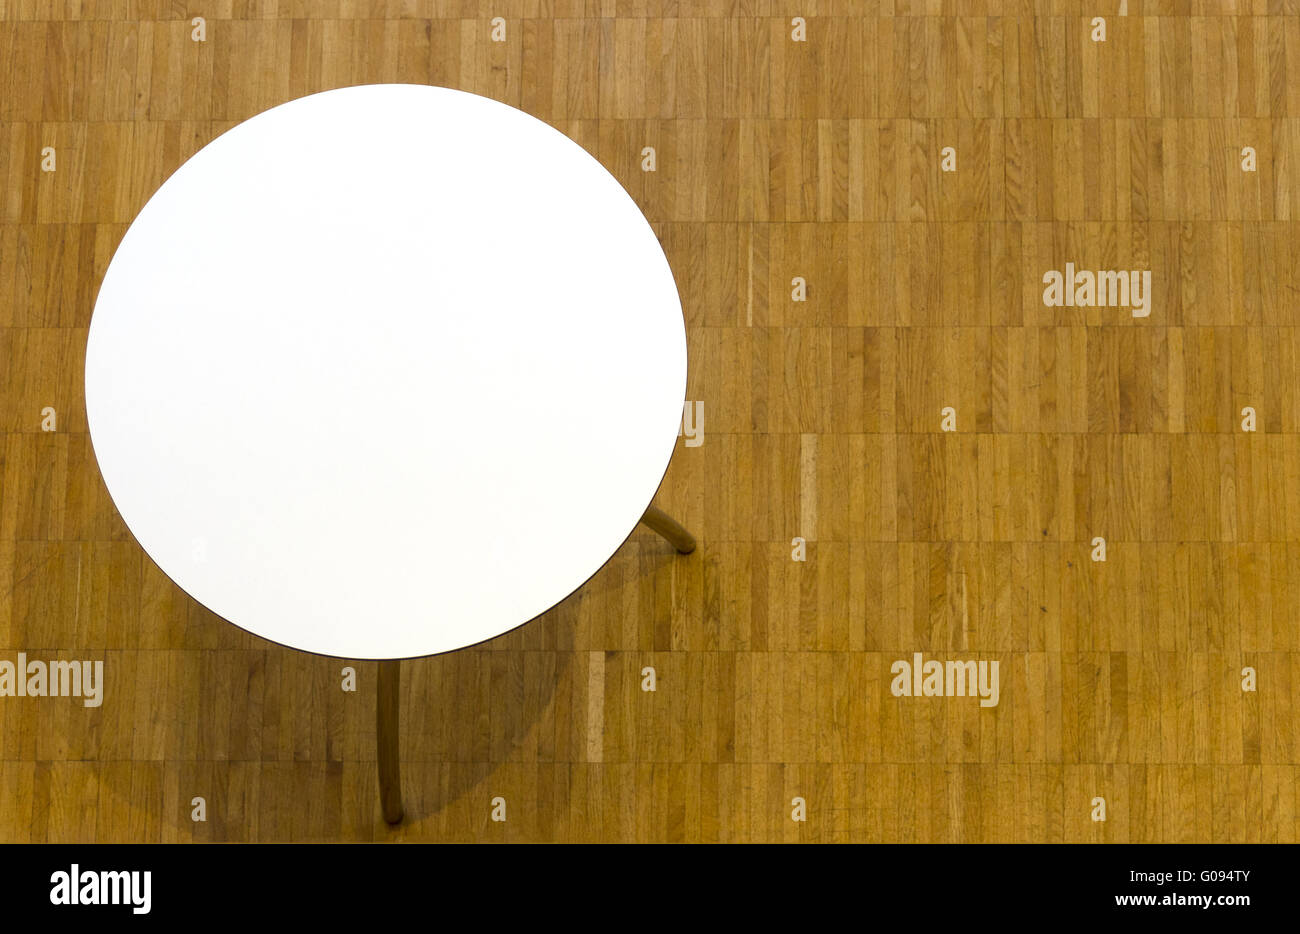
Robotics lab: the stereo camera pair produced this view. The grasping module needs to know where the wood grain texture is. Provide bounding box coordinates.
[1,2,1298,842]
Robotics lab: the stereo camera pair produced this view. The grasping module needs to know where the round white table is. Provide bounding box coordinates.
[85,84,695,823]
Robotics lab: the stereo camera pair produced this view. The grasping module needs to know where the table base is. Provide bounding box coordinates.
[375,504,696,824]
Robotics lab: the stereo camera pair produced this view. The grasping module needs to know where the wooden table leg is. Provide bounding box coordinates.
[377,658,404,824]
[639,505,697,554]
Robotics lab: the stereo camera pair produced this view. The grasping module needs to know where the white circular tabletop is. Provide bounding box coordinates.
[85,84,687,660]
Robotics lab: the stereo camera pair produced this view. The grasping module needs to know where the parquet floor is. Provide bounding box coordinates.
[1,0,1298,842]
